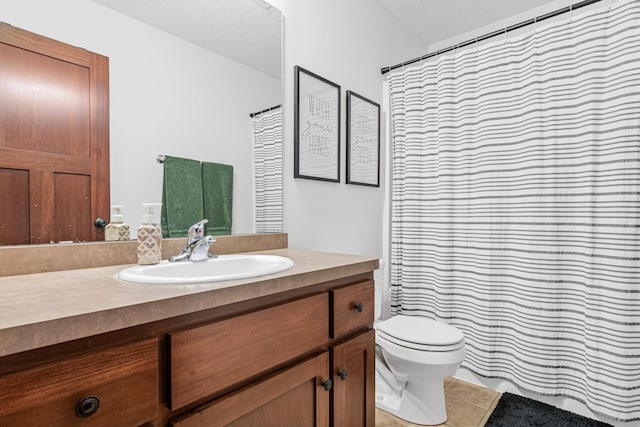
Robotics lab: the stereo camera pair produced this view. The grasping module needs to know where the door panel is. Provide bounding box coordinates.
[0,23,109,244]
[0,168,29,245]
[53,173,92,242]
[227,381,316,427]
[171,352,330,427]
[0,42,90,156]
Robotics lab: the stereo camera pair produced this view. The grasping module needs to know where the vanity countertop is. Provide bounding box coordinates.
[0,249,379,357]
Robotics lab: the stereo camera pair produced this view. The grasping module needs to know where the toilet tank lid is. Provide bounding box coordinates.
[376,315,464,346]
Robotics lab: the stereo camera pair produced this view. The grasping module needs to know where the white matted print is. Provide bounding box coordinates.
[294,66,340,182]
[346,90,380,187]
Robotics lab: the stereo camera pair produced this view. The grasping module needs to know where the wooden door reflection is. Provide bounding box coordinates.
[0,23,109,244]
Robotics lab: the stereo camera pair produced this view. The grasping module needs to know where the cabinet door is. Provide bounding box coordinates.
[171,352,331,427]
[332,330,375,427]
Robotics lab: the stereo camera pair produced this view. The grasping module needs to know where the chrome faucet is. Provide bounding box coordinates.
[169,219,217,262]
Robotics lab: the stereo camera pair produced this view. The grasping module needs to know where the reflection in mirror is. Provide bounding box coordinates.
[0,22,110,245]
[251,105,283,233]
[1,0,283,245]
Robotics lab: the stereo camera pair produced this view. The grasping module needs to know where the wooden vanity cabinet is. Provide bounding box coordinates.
[0,273,375,427]
[169,278,375,427]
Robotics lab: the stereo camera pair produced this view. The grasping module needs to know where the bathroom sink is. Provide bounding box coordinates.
[117,254,295,284]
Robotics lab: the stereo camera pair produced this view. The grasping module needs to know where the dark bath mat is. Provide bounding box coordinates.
[484,392,613,427]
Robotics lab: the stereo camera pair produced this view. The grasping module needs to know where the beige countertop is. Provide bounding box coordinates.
[0,248,379,357]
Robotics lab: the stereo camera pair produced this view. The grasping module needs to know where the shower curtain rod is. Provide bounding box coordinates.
[249,104,282,118]
[380,0,601,75]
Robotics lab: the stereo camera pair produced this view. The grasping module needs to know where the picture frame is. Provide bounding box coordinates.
[294,65,340,182]
[346,90,380,187]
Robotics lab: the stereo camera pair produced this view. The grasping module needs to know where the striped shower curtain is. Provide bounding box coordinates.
[252,106,283,233]
[387,0,640,421]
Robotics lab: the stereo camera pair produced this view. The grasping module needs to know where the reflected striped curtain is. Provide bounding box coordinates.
[252,106,283,233]
[387,0,640,421]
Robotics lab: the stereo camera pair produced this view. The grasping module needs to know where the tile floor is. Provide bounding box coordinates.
[375,377,502,427]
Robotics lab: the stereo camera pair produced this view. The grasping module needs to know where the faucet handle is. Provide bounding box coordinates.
[187,219,208,244]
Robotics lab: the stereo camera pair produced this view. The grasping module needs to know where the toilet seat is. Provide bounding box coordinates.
[376,315,464,352]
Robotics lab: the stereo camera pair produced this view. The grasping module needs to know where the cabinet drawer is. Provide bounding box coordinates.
[0,338,159,427]
[169,293,329,410]
[331,280,374,339]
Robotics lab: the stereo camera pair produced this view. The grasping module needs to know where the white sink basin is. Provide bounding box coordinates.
[117,254,295,284]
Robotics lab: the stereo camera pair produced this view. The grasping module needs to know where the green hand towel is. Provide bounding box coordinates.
[161,156,205,237]
[202,161,233,236]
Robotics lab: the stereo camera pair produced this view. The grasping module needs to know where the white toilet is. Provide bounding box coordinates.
[375,297,466,425]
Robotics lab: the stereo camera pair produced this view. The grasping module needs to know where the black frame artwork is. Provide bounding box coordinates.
[346,90,380,187]
[294,65,341,182]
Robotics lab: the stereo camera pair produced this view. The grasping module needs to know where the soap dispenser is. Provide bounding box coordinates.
[137,203,162,265]
[105,205,130,241]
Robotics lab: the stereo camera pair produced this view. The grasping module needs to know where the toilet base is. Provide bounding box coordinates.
[374,316,466,425]
[376,368,447,426]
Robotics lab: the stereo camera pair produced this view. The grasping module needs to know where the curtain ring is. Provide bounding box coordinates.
[569,4,574,21]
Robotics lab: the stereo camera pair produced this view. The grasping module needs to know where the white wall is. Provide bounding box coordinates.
[3,0,423,255]
[267,0,426,259]
[2,0,281,235]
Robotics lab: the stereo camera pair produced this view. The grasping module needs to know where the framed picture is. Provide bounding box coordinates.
[346,90,380,187]
[294,66,340,182]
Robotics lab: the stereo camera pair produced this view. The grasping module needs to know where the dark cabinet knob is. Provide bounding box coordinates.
[94,218,107,228]
[337,369,348,380]
[75,395,100,418]
[353,303,364,313]
[321,378,333,391]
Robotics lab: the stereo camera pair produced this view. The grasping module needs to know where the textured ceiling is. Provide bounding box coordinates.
[379,0,558,46]
[91,0,282,78]
[90,0,561,80]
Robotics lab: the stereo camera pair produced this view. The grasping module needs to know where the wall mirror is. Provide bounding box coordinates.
[0,0,283,246]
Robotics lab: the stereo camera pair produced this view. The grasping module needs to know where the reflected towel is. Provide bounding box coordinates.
[161,156,204,237]
[202,161,233,235]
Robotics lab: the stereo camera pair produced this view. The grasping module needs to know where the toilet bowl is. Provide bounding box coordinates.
[375,314,465,425]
